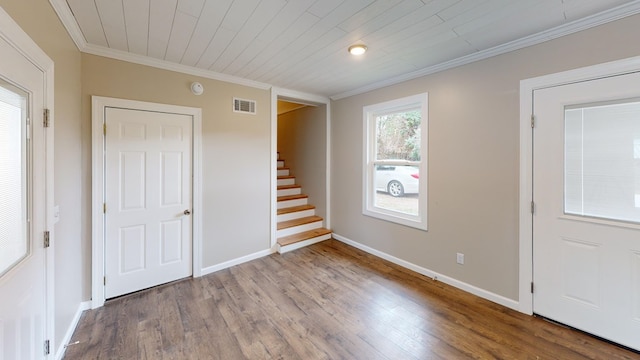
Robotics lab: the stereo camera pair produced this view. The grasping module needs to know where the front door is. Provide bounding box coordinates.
[533,71,640,351]
[104,107,193,299]
[0,37,49,357]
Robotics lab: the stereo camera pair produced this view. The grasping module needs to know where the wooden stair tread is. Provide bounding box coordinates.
[277,175,295,179]
[277,204,315,215]
[278,228,332,246]
[277,167,289,170]
[277,194,307,202]
[277,184,301,190]
[278,215,323,230]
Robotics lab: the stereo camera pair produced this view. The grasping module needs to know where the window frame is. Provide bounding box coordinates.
[362,93,428,230]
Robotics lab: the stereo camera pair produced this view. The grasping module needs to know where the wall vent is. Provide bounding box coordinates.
[233,98,256,114]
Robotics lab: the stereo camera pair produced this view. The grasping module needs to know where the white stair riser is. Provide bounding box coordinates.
[277,187,301,197]
[277,221,323,238]
[277,160,284,167]
[277,198,307,209]
[277,209,315,222]
[277,178,295,186]
[277,169,290,176]
[278,233,332,254]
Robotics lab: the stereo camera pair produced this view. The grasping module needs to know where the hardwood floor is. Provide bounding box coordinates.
[64,240,640,359]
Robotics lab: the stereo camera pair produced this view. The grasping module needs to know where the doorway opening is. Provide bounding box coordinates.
[270,89,331,251]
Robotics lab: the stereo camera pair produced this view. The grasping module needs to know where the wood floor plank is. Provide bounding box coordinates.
[63,240,640,360]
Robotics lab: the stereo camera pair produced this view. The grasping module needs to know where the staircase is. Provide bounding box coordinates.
[277,154,331,253]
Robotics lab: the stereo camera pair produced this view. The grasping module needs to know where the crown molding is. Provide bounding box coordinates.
[330,0,640,100]
[48,0,87,50]
[81,43,272,90]
[48,0,640,100]
[48,0,271,91]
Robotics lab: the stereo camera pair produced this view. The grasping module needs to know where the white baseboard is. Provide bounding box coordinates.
[200,248,275,276]
[55,300,91,360]
[332,233,521,312]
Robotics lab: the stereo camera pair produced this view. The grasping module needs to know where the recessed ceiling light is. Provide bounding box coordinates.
[348,44,367,56]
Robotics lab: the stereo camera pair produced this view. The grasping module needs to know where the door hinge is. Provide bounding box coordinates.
[44,339,50,355]
[104,276,106,285]
[530,114,535,128]
[103,203,106,213]
[531,282,534,294]
[43,108,51,127]
[103,123,106,135]
[44,231,50,248]
[530,201,535,214]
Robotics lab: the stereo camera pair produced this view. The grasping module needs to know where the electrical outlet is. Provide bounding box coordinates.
[456,253,464,265]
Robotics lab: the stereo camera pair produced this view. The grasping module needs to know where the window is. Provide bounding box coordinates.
[0,81,29,277]
[564,99,640,223]
[363,93,428,230]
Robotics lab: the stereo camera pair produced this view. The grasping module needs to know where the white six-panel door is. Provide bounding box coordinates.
[105,107,192,299]
[533,71,640,351]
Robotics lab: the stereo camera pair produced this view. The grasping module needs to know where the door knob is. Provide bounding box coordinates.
[183,209,191,215]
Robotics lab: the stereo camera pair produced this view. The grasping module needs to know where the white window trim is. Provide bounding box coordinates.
[362,93,428,230]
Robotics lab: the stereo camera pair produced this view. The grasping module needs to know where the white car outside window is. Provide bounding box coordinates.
[375,165,419,197]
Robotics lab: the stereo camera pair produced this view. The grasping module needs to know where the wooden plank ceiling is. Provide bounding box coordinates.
[60,0,637,98]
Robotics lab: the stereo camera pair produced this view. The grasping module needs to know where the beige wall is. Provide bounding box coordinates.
[81,54,272,270]
[0,0,83,352]
[278,105,327,219]
[331,14,640,301]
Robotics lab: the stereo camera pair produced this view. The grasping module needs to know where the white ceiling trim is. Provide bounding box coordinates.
[49,0,87,49]
[81,43,272,91]
[48,0,640,101]
[47,0,271,91]
[330,0,640,100]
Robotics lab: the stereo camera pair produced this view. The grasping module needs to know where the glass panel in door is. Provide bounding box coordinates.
[0,81,28,277]
[564,100,640,223]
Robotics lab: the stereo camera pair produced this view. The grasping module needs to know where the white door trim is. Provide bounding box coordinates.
[0,6,55,355]
[270,87,331,249]
[518,55,640,314]
[91,96,202,308]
